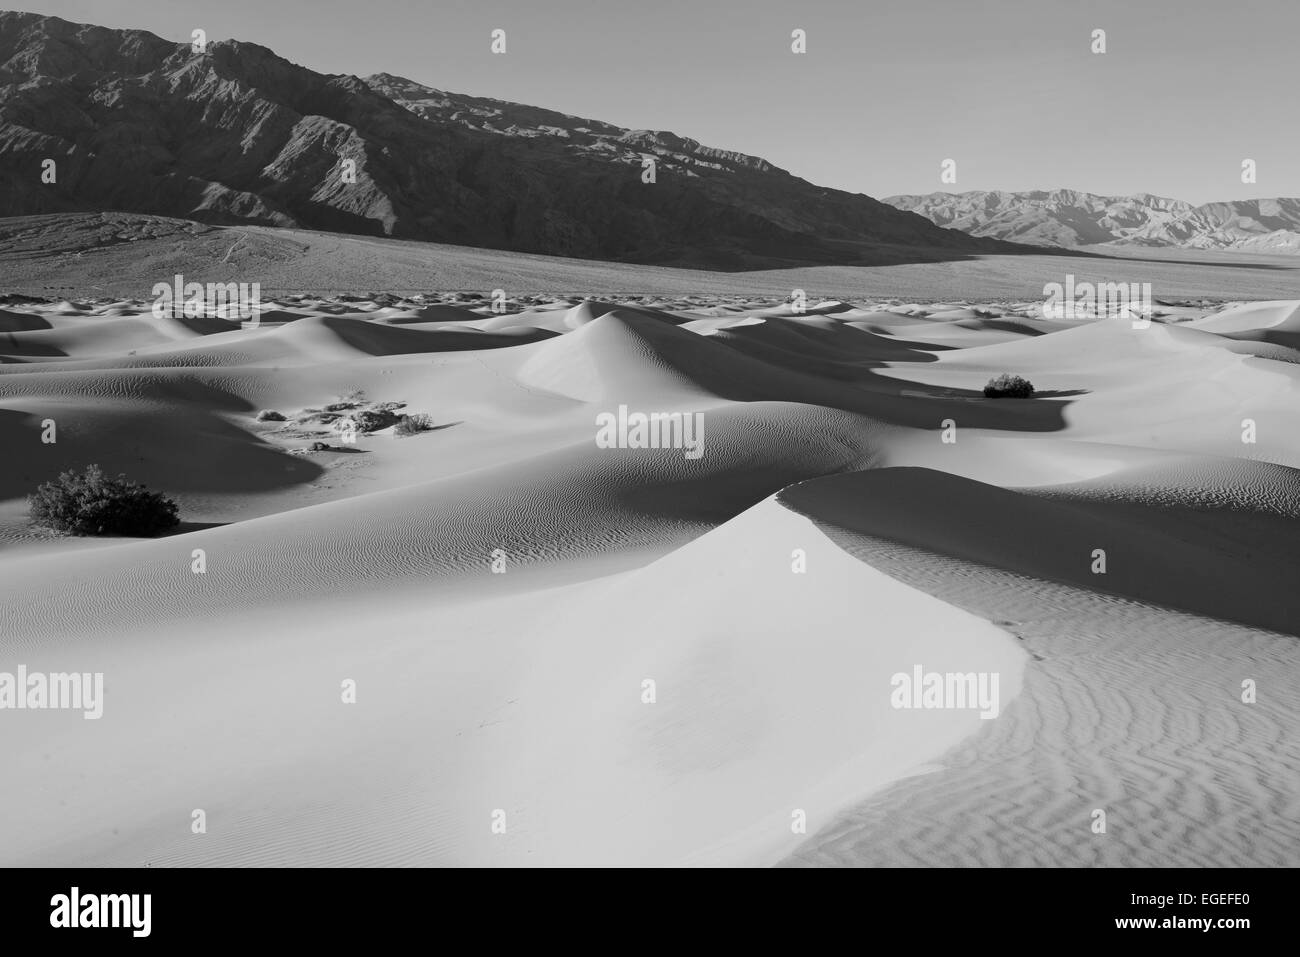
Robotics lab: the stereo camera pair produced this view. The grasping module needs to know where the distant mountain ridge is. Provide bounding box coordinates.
[0,11,1014,270]
[883,189,1300,253]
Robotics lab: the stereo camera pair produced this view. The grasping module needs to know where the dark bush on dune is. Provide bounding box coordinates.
[296,409,341,425]
[29,465,180,536]
[983,374,1035,398]
[394,413,434,436]
[256,409,286,421]
[336,409,400,434]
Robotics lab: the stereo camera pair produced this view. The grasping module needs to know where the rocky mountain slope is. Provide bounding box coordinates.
[0,11,1012,270]
[364,72,779,177]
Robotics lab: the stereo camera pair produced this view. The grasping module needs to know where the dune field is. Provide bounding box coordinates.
[0,289,1297,867]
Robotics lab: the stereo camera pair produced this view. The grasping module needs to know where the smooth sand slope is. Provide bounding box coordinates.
[0,291,1297,866]
[0,497,1025,867]
[777,523,1300,867]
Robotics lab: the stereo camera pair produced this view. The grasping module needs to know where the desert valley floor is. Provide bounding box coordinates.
[0,286,1297,866]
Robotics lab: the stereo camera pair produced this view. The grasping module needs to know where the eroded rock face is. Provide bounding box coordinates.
[365,73,777,176]
[0,11,1011,269]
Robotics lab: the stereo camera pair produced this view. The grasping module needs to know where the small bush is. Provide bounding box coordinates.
[983,374,1035,398]
[29,465,179,537]
[335,408,400,434]
[256,409,286,422]
[394,413,434,437]
[296,410,341,425]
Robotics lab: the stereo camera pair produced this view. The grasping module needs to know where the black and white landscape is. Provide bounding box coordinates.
[0,3,1297,870]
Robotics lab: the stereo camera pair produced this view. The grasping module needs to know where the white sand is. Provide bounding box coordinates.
[0,293,1296,866]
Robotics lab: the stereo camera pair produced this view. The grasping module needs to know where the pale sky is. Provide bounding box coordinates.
[13,0,1299,205]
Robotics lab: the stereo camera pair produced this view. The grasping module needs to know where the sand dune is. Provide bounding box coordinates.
[1,291,1297,866]
[777,528,1300,867]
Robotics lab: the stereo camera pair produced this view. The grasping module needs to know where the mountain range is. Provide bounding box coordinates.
[883,189,1300,253]
[0,11,1012,270]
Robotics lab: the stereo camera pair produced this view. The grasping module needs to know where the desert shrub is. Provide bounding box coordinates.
[394,413,434,436]
[983,374,1035,398]
[256,409,286,421]
[296,410,340,425]
[373,401,406,412]
[336,389,367,405]
[335,408,399,434]
[29,465,179,537]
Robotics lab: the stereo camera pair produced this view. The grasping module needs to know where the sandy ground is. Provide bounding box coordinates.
[4,212,1300,300]
[0,289,1297,866]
